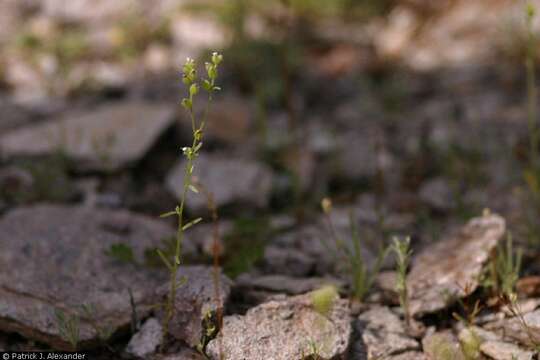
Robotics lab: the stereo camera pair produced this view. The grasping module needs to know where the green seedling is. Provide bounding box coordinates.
[321,197,389,301]
[487,233,522,298]
[392,236,412,326]
[311,285,338,316]
[54,309,80,350]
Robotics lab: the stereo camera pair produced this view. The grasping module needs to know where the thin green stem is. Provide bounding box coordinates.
[527,6,539,169]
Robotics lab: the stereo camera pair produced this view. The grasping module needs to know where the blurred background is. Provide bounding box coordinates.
[1,0,540,277]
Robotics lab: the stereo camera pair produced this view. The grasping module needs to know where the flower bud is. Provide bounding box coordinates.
[321,197,332,214]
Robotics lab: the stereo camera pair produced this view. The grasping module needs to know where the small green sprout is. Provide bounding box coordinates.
[489,233,522,298]
[459,327,482,360]
[54,309,80,350]
[392,236,412,326]
[321,198,388,301]
[80,303,114,342]
[320,197,389,302]
[197,310,220,356]
[301,339,322,360]
[310,285,338,316]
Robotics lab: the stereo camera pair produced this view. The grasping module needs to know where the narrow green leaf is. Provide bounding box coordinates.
[182,217,203,231]
[160,211,177,218]
[156,249,173,271]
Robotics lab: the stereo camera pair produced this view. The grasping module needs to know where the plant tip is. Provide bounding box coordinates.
[321,197,332,214]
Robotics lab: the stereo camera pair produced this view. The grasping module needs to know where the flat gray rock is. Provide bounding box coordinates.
[263,246,315,277]
[484,309,540,347]
[418,177,455,211]
[206,292,351,360]
[153,348,204,360]
[480,340,533,360]
[126,318,163,359]
[408,213,505,316]
[357,306,419,359]
[166,153,273,213]
[386,351,428,360]
[0,205,173,349]
[0,102,174,171]
[156,266,232,348]
[181,96,252,144]
[236,273,344,295]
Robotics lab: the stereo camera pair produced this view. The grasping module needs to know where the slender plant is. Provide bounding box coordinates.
[392,236,412,326]
[526,3,539,169]
[321,198,388,301]
[490,233,522,298]
[159,52,223,341]
[54,309,80,350]
[522,3,540,247]
[503,292,540,351]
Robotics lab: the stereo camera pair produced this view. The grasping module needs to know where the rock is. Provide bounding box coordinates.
[183,221,233,258]
[407,213,505,316]
[171,14,228,55]
[0,102,175,171]
[77,178,123,209]
[236,273,343,295]
[360,327,419,359]
[0,166,34,202]
[375,271,397,293]
[206,292,351,360]
[144,44,172,73]
[126,318,163,359]
[153,347,204,360]
[501,298,540,316]
[357,306,419,359]
[5,58,51,106]
[2,156,79,204]
[0,97,34,133]
[334,129,394,182]
[263,246,315,276]
[386,352,428,360]
[156,266,232,348]
[422,331,465,360]
[0,205,173,350]
[480,341,533,360]
[374,6,418,60]
[43,0,135,22]
[269,214,296,231]
[166,153,273,213]
[517,276,540,297]
[418,177,455,212]
[373,1,523,70]
[280,145,317,193]
[67,61,131,91]
[484,309,540,347]
[189,96,253,144]
[457,325,500,355]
